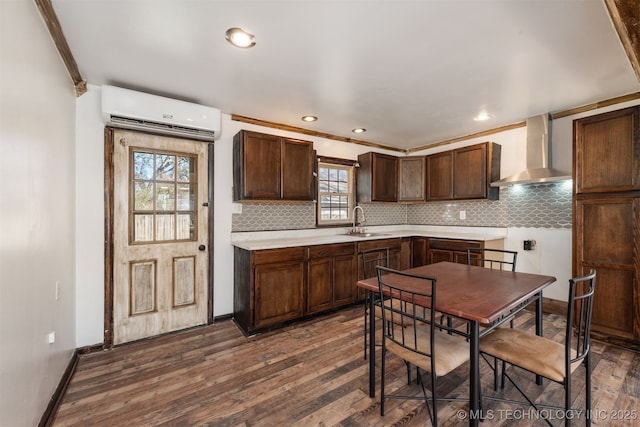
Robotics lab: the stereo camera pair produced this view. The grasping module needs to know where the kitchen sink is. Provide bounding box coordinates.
[345,232,390,238]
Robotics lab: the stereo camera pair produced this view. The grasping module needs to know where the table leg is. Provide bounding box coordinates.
[368,290,376,398]
[535,291,543,385]
[469,320,480,427]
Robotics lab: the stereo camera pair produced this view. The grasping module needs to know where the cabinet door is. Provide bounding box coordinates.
[411,237,428,267]
[372,153,398,201]
[453,251,469,264]
[333,254,357,307]
[307,258,333,314]
[575,197,639,340]
[453,144,487,199]
[429,249,453,264]
[236,131,281,199]
[398,156,426,202]
[255,260,304,328]
[574,107,640,194]
[282,138,315,200]
[427,151,453,200]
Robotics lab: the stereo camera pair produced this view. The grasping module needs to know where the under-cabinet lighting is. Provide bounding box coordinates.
[352,128,366,134]
[301,115,318,122]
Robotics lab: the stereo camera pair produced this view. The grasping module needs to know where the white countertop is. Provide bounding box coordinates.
[231,225,508,250]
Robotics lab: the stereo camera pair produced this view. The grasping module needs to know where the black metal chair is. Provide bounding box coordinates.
[466,247,518,389]
[361,247,390,360]
[376,266,469,426]
[479,270,597,426]
[466,247,518,272]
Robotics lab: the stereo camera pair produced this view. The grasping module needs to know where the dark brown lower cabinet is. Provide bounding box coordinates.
[233,236,492,335]
[355,238,411,300]
[424,238,483,265]
[307,243,357,314]
[234,246,306,334]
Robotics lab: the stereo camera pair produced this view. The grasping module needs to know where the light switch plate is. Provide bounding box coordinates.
[232,203,243,214]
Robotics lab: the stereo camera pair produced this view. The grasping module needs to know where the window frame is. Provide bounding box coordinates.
[129,147,198,244]
[316,156,357,226]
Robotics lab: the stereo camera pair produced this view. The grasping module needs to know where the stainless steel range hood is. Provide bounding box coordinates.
[491,114,571,187]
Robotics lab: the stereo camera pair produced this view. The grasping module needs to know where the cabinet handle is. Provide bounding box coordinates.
[198,245,206,251]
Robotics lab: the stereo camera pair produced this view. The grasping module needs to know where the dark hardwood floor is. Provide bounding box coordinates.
[52,306,640,426]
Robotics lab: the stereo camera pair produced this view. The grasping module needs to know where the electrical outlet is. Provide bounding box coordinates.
[459,210,466,220]
[47,331,55,344]
[232,203,243,214]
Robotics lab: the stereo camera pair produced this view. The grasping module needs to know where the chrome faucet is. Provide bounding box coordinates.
[352,205,366,233]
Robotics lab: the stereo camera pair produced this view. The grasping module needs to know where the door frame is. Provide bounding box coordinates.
[103,127,215,348]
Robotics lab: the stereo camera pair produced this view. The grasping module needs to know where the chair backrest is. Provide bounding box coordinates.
[566,269,596,367]
[361,248,390,280]
[376,266,437,361]
[467,248,518,272]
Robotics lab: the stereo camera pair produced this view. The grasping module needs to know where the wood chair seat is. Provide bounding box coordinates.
[387,324,469,377]
[480,327,581,383]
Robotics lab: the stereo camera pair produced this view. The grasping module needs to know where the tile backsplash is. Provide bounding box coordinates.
[231,182,572,232]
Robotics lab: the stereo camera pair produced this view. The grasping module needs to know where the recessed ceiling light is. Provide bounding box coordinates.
[301,115,318,122]
[473,111,493,121]
[352,128,366,134]
[225,27,256,48]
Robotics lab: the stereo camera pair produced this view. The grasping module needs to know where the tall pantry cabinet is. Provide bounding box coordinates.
[573,106,640,344]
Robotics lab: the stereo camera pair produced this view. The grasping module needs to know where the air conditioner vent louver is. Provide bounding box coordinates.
[109,115,216,141]
[101,85,221,141]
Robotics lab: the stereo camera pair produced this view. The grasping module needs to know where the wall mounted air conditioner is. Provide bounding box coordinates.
[101,85,221,141]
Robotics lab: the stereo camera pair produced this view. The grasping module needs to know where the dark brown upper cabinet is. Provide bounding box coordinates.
[427,142,500,201]
[233,130,315,201]
[574,106,640,194]
[398,156,426,202]
[426,151,454,200]
[357,152,398,202]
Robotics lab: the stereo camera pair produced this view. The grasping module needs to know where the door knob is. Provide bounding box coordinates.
[198,245,206,251]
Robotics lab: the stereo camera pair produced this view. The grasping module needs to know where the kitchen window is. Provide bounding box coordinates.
[317,157,355,225]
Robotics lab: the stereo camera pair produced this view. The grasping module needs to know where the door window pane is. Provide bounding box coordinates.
[133,152,154,180]
[155,154,175,180]
[134,182,154,210]
[177,156,193,182]
[156,183,175,211]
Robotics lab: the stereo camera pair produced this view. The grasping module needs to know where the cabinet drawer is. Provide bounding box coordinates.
[357,238,402,252]
[254,247,307,265]
[308,242,355,259]
[428,238,481,252]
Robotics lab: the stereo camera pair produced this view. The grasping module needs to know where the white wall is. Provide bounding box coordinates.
[0,1,77,425]
[75,86,105,346]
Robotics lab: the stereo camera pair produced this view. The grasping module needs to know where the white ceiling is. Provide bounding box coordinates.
[52,0,639,151]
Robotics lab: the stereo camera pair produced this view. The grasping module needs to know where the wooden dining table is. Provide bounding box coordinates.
[357,261,556,427]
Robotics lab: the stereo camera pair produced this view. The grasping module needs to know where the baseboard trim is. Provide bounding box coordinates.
[523,296,567,317]
[213,313,233,322]
[78,343,105,355]
[525,297,640,353]
[38,349,80,427]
